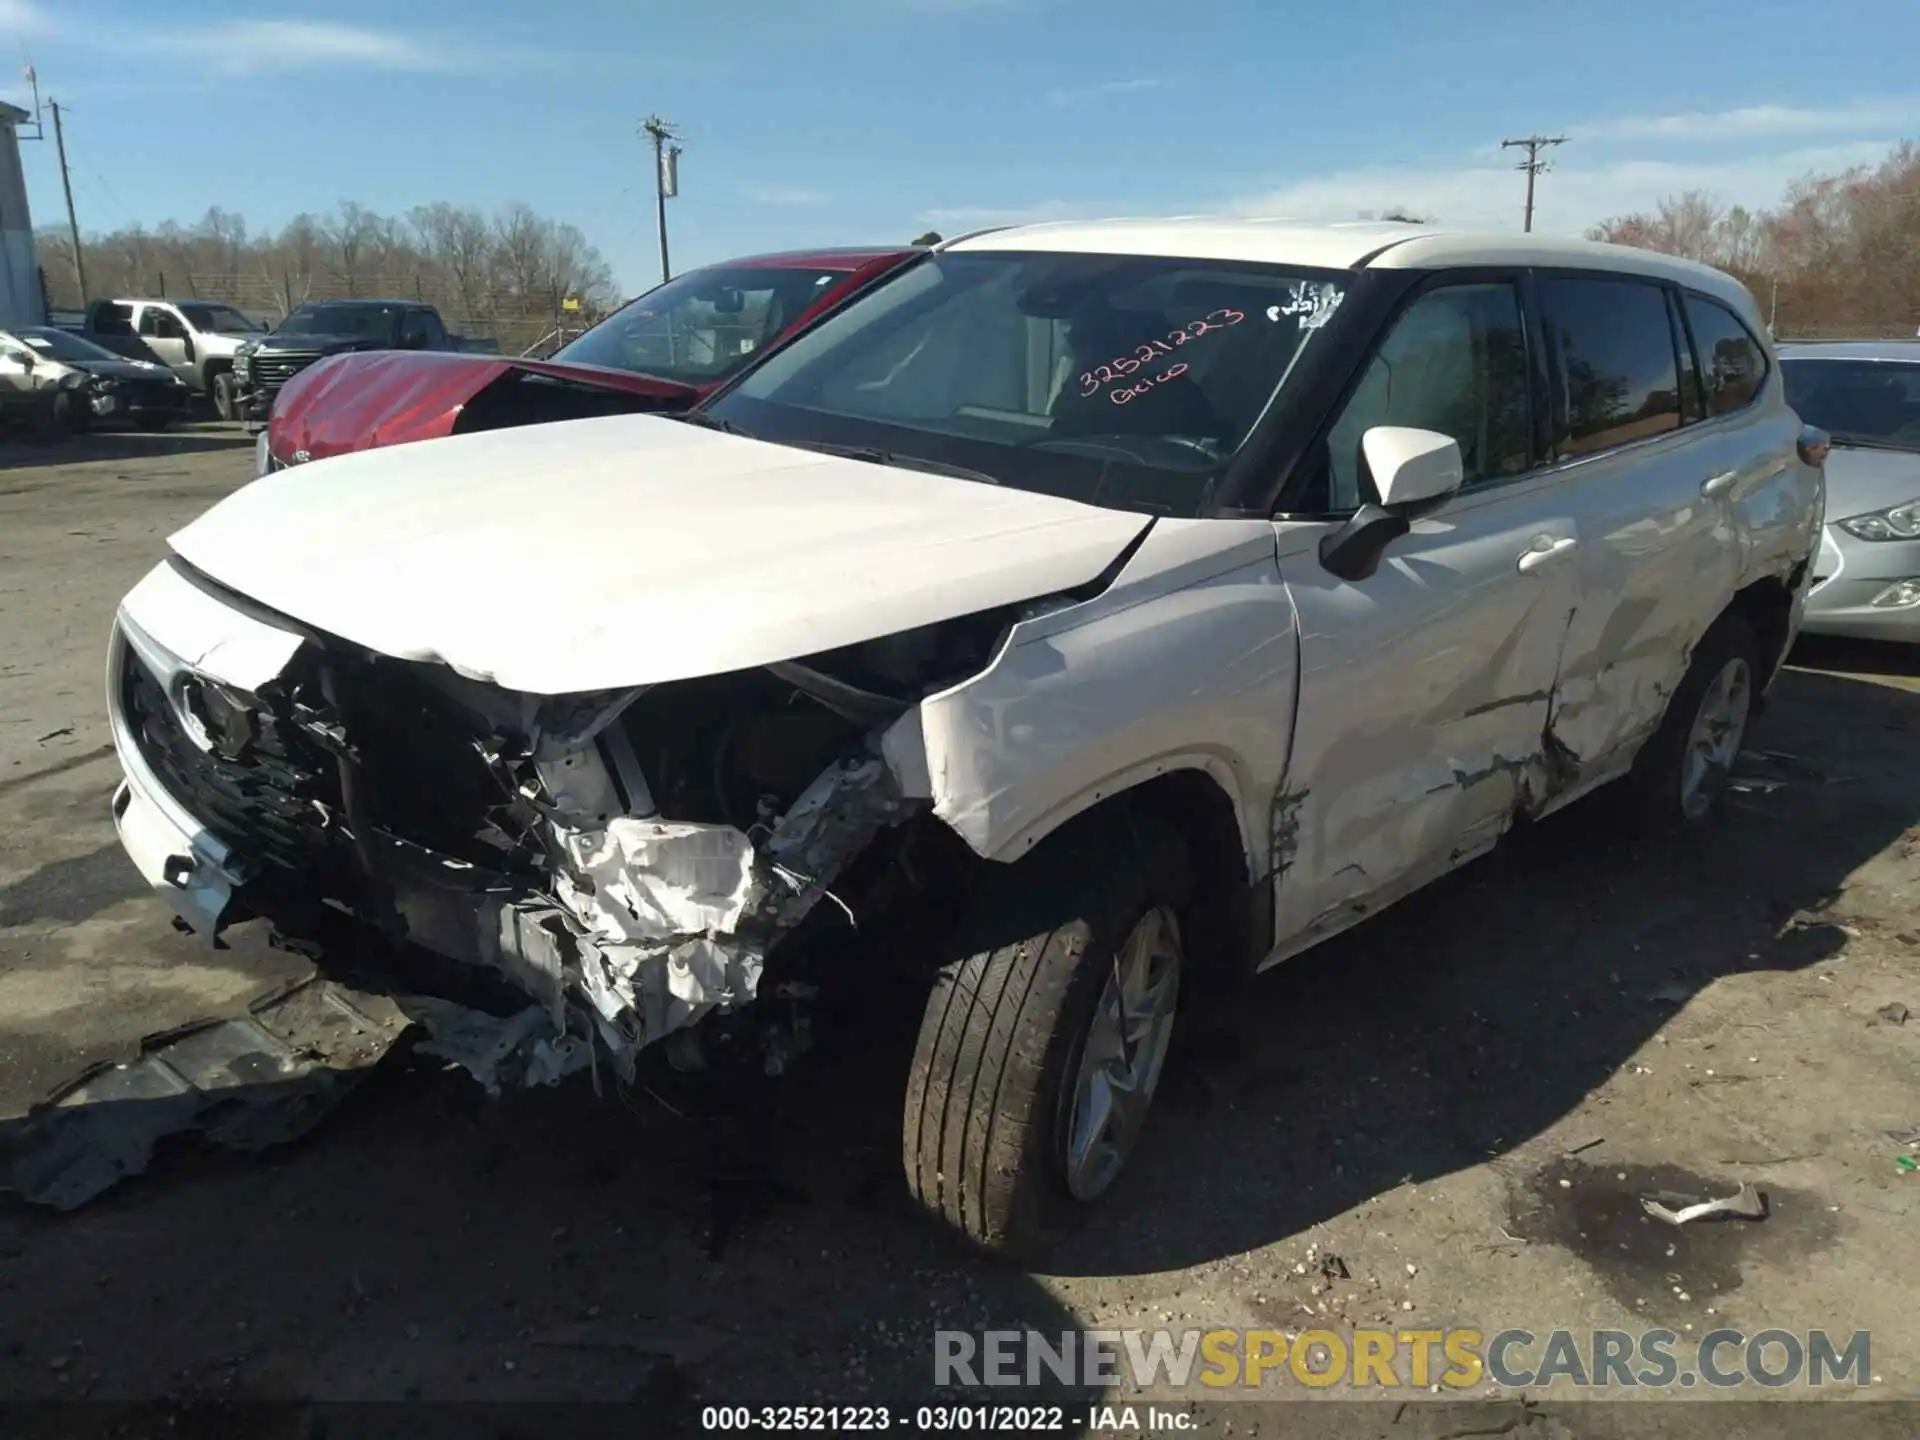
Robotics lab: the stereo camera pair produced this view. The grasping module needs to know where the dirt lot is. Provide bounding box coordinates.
[1,427,1917,1436]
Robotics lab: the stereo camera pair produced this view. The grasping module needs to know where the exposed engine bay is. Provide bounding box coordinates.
[115,561,1016,1092]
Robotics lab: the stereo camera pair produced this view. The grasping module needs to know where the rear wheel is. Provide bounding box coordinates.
[1624,612,1758,831]
[903,813,1190,1260]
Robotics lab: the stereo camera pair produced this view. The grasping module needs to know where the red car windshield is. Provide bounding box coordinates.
[553,265,850,384]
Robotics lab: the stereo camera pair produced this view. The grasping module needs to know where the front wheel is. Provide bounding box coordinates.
[903,814,1190,1260]
[1624,611,1758,831]
[48,390,89,437]
[211,371,238,422]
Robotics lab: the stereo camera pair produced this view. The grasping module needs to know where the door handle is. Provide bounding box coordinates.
[1517,536,1578,574]
[1701,471,1738,498]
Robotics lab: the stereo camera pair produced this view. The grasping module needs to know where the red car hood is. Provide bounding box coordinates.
[267,351,701,464]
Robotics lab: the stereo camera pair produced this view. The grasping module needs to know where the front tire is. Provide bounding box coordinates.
[211,371,237,422]
[903,813,1190,1260]
[48,390,89,438]
[1625,611,1759,831]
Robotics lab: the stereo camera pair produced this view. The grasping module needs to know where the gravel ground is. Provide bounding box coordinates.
[1,427,1916,1437]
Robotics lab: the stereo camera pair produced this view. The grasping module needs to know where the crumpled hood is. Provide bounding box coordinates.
[268,350,697,464]
[166,413,1153,695]
[1824,445,1920,520]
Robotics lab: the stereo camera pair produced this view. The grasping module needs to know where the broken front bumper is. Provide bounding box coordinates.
[107,560,916,1090]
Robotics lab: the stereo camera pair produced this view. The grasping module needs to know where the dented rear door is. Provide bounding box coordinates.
[1531,276,1745,774]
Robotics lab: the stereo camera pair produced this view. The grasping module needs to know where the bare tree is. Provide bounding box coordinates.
[320,201,380,297]
[493,201,547,303]
[1589,139,1920,339]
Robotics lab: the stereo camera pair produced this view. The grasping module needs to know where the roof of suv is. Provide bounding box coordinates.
[947,217,1757,314]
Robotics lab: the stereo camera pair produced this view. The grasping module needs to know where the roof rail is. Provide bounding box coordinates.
[932,225,1013,252]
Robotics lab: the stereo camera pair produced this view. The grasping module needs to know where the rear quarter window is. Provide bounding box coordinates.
[1681,293,1768,416]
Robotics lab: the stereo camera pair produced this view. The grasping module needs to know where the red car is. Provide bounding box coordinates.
[258,246,921,471]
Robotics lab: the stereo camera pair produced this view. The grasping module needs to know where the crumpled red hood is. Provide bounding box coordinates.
[266,350,700,464]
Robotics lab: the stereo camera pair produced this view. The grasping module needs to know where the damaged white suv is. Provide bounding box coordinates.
[109,220,1823,1257]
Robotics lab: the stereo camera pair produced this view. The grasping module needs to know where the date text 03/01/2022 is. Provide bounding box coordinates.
[698,1402,1196,1431]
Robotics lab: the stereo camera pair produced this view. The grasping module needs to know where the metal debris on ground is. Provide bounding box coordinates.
[1886,1126,1920,1147]
[1640,1181,1769,1227]
[1318,1254,1351,1282]
[0,979,407,1210]
[1563,1136,1605,1157]
[1876,1002,1911,1026]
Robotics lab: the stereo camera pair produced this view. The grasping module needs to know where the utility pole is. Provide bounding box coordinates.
[639,115,682,283]
[1500,134,1565,233]
[48,100,89,306]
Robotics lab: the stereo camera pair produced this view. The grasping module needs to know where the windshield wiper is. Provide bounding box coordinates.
[781,439,1000,486]
[1827,432,1919,453]
[678,411,745,434]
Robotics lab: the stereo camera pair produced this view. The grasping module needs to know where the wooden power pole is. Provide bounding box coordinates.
[639,115,682,284]
[49,99,90,305]
[1500,134,1566,233]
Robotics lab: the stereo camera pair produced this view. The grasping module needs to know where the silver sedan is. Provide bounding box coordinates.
[1780,341,1920,641]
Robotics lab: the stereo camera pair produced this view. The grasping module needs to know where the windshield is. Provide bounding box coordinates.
[703,250,1350,516]
[1783,358,1920,451]
[554,264,851,384]
[9,327,125,363]
[179,303,266,335]
[274,304,400,339]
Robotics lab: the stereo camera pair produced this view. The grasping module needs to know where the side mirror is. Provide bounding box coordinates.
[1363,426,1464,508]
[1319,426,1464,582]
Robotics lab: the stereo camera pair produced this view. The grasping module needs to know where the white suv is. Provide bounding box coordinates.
[107,219,1823,1257]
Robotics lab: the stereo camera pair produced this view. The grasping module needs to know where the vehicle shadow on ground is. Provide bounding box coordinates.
[0,427,251,471]
[1045,662,1919,1276]
[0,666,1910,1419]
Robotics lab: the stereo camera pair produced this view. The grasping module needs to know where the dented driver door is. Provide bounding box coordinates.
[1261,278,1580,964]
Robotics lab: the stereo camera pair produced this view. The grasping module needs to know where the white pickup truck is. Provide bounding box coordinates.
[105,219,1823,1258]
[66,298,267,418]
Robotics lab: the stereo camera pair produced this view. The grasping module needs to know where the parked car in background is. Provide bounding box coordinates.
[106,221,1821,1259]
[56,299,265,419]
[251,247,921,473]
[1780,342,1920,641]
[235,300,499,428]
[0,324,192,432]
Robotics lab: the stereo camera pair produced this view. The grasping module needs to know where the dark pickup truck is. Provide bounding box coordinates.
[235,300,498,426]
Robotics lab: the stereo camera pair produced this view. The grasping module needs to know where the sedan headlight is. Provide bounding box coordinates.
[1837,498,1920,542]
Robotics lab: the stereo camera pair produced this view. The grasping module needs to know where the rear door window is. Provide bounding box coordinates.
[1540,277,1683,458]
[1682,293,1768,416]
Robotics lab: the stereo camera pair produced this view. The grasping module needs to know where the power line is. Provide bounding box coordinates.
[1500,134,1566,234]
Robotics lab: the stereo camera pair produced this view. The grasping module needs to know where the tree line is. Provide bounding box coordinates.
[1588,140,1919,338]
[36,200,625,353]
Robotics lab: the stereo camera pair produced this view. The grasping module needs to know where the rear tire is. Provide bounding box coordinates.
[1624,611,1758,832]
[903,811,1191,1261]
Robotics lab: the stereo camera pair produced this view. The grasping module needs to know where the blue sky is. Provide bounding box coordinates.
[5,0,1916,294]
